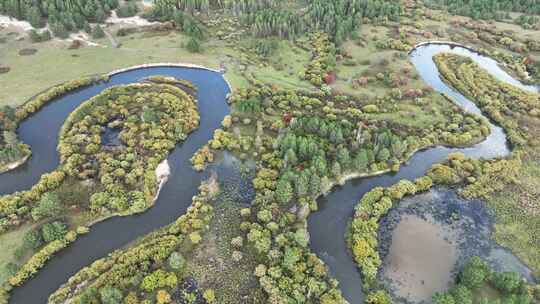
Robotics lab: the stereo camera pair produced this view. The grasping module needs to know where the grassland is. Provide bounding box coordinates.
[0,29,312,107]
[488,160,540,277]
[0,224,33,284]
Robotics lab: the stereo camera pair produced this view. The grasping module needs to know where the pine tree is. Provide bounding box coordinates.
[275,178,293,205]
[295,171,309,197]
[92,25,105,39]
[313,156,327,176]
[285,148,298,167]
[26,6,43,28]
[377,148,391,162]
[353,149,369,171]
[337,147,351,168]
[185,37,202,53]
[309,173,321,196]
[331,161,341,177]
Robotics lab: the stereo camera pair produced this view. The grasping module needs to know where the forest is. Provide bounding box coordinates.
[425,0,540,20]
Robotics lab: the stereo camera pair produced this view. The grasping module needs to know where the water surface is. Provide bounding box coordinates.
[308,43,536,304]
[378,188,535,303]
[0,67,230,303]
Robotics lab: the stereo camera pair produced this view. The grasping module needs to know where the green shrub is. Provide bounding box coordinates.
[31,193,62,221]
[116,2,138,18]
[41,221,67,242]
[185,37,202,53]
[23,229,44,250]
[92,25,105,39]
[168,252,185,271]
[99,286,123,304]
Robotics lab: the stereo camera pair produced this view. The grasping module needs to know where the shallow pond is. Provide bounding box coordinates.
[378,188,534,303]
[101,127,123,147]
[382,214,458,302]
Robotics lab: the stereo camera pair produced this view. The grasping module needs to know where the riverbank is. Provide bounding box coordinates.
[3,63,231,304]
[0,154,30,174]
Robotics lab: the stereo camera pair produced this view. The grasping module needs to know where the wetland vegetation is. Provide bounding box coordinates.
[0,0,539,304]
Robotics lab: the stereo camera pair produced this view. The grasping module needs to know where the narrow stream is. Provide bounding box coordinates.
[0,43,537,303]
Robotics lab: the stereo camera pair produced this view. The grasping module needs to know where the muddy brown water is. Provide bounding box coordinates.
[382,214,458,302]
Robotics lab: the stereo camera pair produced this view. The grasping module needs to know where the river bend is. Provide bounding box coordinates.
[1,43,538,303]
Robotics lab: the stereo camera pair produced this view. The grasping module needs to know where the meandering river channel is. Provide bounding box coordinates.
[0,43,537,303]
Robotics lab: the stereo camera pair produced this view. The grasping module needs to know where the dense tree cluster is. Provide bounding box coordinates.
[58,80,199,215]
[454,19,538,55]
[116,0,138,18]
[143,3,206,52]
[0,0,119,37]
[47,181,216,304]
[305,0,401,44]
[514,14,540,29]
[303,32,336,86]
[204,77,492,302]
[427,151,522,201]
[148,0,216,14]
[0,77,199,235]
[433,256,538,304]
[0,76,102,175]
[146,0,401,42]
[191,145,214,171]
[0,106,30,172]
[434,53,540,147]
[237,0,401,41]
[425,0,540,20]
[243,9,302,39]
[0,77,105,232]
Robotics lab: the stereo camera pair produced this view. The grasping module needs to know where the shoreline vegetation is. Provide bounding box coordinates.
[0,76,201,302]
[0,42,511,303]
[0,76,107,175]
[47,178,219,304]
[0,154,30,175]
[0,62,231,175]
[0,0,539,303]
[346,51,539,303]
[22,40,489,301]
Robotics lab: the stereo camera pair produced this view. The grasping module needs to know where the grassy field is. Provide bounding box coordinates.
[0,29,312,107]
[489,160,540,277]
[0,223,33,284]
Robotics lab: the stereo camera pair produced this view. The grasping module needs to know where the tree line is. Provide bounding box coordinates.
[0,0,119,37]
[148,0,401,42]
[425,0,540,20]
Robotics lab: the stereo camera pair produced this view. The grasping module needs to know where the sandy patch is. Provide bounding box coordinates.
[156,159,171,182]
[68,31,102,47]
[153,159,171,201]
[0,15,33,32]
[106,10,157,27]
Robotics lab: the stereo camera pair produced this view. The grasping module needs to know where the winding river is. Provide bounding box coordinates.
[0,67,231,303]
[0,43,537,303]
